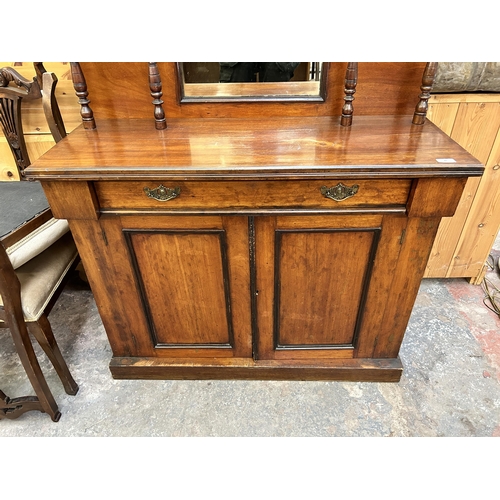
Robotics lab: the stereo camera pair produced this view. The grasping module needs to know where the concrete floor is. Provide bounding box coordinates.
[1,234,500,437]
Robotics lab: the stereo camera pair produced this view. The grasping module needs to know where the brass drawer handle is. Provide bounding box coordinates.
[143,184,181,202]
[320,183,359,202]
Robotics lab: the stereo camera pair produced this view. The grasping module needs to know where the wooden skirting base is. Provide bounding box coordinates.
[109,357,403,382]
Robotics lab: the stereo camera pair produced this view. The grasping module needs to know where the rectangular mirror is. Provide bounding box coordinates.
[178,62,327,103]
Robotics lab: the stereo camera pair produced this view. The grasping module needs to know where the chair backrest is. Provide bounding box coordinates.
[0,62,67,179]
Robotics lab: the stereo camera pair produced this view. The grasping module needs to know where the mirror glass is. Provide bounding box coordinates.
[179,62,326,102]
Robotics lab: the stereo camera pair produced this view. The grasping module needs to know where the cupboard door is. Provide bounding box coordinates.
[254,215,383,360]
[123,215,252,358]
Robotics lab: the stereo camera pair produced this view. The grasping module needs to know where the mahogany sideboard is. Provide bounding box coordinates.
[26,63,483,382]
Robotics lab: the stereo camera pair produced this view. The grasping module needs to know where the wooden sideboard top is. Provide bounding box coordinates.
[26,115,483,181]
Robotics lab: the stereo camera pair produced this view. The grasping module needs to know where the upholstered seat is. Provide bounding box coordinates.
[0,203,80,422]
[0,231,77,321]
[6,217,70,270]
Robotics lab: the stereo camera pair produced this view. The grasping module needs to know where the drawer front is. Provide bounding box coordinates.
[94,179,412,212]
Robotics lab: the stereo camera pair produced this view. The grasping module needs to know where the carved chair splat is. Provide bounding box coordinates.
[0,63,67,179]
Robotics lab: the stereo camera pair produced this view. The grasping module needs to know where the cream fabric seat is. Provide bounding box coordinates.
[0,220,80,422]
[0,231,78,321]
[6,218,70,270]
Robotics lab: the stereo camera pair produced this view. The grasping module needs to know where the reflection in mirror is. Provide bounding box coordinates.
[179,62,326,102]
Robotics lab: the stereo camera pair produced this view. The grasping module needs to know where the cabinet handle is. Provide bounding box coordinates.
[143,184,181,202]
[320,183,359,201]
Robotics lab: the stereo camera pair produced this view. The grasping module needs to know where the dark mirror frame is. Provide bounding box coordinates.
[176,62,329,103]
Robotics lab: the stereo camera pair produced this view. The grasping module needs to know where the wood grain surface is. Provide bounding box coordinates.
[75,62,427,120]
[94,179,411,211]
[27,116,482,180]
[21,62,486,381]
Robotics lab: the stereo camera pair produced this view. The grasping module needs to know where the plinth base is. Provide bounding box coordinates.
[109,356,403,382]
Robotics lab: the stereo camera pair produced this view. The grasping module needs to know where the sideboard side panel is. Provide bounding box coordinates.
[373,216,441,358]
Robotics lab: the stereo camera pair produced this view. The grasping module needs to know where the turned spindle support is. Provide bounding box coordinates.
[412,62,438,125]
[70,62,96,130]
[341,62,358,127]
[149,62,167,130]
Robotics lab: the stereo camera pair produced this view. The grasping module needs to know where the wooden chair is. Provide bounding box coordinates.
[0,62,66,179]
[0,64,79,422]
[0,208,79,421]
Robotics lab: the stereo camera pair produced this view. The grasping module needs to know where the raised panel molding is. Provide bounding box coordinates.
[125,229,234,349]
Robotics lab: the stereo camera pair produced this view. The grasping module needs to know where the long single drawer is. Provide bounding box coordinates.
[94,179,412,212]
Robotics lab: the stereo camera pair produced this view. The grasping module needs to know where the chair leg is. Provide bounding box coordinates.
[8,318,61,422]
[1,247,63,421]
[28,314,79,396]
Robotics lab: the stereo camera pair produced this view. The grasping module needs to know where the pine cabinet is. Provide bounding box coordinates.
[425,94,500,283]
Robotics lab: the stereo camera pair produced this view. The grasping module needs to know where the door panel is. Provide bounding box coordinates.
[276,229,377,347]
[255,215,381,360]
[128,230,232,347]
[123,215,252,358]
